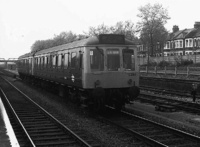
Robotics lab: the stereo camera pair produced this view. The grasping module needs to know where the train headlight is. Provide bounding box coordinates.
[94,80,101,87]
[127,79,133,85]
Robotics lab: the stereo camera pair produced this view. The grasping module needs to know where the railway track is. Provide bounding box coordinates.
[2,69,200,146]
[138,86,200,114]
[99,106,200,147]
[0,76,100,147]
[140,85,200,99]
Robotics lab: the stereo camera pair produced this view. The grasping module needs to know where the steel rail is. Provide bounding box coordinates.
[104,106,167,147]
[1,76,92,147]
[0,88,36,147]
[122,108,200,143]
[102,106,200,146]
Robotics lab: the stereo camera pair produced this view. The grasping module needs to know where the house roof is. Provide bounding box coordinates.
[167,29,185,40]
[166,28,200,41]
[194,28,200,37]
[184,28,197,38]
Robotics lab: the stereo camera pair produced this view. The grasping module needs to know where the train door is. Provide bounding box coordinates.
[69,48,83,88]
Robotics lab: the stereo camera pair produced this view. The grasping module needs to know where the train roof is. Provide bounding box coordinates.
[18,34,136,59]
[18,52,34,59]
[35,34,136,55]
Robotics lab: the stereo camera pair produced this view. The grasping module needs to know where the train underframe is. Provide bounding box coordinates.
[19,73,140,113]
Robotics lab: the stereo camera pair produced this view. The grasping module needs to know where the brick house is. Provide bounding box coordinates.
[164,22,200,56]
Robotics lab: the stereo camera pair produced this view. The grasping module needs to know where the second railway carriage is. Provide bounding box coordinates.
[18,34,140,112]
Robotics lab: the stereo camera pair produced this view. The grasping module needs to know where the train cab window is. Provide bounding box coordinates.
[123,49,135,71]
[71,52,77,68]
[107,49,120,71]
[90,48,104,71]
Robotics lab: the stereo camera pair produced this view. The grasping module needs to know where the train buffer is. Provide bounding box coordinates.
[155,104,176,112]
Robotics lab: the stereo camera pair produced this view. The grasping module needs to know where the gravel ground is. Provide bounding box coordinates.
[6,77,148,147]
[126,102,200,137]
[5,75,200,146]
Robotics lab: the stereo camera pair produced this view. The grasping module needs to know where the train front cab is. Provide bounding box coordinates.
[83,45,140,111]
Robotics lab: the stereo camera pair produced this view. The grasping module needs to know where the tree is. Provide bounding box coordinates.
[86,24,111,36]
[31,31,87,53]
[112,20,137,41]
[137,3,170,56]
[53,31,77,46]
[85,21,138,41]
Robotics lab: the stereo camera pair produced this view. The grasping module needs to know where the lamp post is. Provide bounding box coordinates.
[194,38,197,64]
[147,44,150,74]
[146,32,154,74]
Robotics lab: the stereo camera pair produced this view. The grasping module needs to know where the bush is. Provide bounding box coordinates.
[189,62,200,67]
[181,59,193,66]
[157,60,171,67]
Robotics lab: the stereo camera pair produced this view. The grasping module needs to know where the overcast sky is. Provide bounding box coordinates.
[0,0,199,59]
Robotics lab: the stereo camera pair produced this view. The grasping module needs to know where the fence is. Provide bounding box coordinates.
[139,66,200,77]
[137,54,200,65]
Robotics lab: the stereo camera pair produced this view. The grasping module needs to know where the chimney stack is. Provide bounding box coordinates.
[172,25,179,33]
[194,22,200,29]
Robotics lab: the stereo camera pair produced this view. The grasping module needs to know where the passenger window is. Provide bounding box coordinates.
[40,57,43,68]
[46,56,49,68]
[29,58,32,66]
[44,57,47,67]
[90,48,104,71]
[38,58,40,67]
[123,49,135,71]
[71,52,77,68]
[64,53,69,69]
[107,49,120,71]
[55,55,58,67]
[61,54,64,68]
[42,57,45,67]
[49,56,52,67]
[58,55,62,68]
[52,55,57,68]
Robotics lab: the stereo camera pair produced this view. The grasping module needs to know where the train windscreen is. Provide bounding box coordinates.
[123,49,135,71]
[107,49,120,71]
[90,48,104,71]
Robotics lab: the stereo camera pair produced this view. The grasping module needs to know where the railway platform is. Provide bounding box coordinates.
[0,97,19,147]
[0,115,11,147]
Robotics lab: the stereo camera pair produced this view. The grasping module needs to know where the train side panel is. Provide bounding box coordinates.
[33,47,85,88]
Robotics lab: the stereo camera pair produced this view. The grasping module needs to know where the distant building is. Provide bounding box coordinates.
[164,22,200,56]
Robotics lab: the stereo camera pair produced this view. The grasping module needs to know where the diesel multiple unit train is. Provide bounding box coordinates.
[17,34,140,112]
